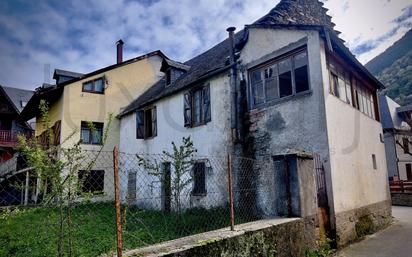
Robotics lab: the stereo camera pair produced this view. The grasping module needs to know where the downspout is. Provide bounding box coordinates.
[227,27,239,142]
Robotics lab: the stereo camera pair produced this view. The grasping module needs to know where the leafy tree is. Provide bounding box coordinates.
[18,99,113,256]
[137,136,197,215]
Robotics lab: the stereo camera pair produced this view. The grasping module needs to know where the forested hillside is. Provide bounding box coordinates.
[366,29,412,105]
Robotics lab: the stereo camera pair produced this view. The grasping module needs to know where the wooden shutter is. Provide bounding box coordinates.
[127,171,137,200]
[136,110,144,139]
[184,93,192,127]
[202,84,211,123]
[152,107,157,137]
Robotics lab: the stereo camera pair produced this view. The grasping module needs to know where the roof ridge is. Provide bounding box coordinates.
[254,0,336,31]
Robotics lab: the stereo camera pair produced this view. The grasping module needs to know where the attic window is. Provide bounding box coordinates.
[82,77,105,94]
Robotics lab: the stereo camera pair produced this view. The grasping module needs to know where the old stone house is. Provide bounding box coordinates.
[116,0,391,246]
[380,95,412,181]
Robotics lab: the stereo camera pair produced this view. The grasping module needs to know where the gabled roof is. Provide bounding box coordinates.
[0,85,34,114]
[21,50,167,121]
[161,59,191,72]
[254,0,339,34]
[119,0,383,117]
[53,69,84,80]
[118,30,247,117]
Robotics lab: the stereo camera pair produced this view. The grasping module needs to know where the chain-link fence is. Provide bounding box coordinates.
[0,149,273,257]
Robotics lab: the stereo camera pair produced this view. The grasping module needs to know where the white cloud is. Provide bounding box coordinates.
[0,0,410,90]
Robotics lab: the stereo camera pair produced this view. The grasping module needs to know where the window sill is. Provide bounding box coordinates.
[80,142,103,146]
[82,90,105,95]
[251,89,312,110]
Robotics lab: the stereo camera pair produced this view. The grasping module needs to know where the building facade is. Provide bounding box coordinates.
[119,0,391,246]
[380,95,412,181]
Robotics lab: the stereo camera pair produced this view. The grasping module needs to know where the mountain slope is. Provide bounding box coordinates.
[366,29,412,105]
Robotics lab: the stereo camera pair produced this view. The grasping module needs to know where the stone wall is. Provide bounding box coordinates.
[334,200,392,247]
[124,219,309,257]
[391,193,412,206]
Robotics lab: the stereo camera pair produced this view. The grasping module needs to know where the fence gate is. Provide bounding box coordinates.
[314,154,331,237]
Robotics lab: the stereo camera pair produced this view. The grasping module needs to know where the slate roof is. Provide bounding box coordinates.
[119,0,346,117]
[0,85,34,114]
[253,0,338,34]
[53,69,84,80]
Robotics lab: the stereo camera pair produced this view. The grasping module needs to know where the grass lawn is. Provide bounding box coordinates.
[0,203,236,257]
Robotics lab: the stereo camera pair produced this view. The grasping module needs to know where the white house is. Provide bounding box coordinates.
[380,95,412,181]
[118,0,391,246]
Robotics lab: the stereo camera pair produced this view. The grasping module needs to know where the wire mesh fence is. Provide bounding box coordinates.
[0,149,270,257]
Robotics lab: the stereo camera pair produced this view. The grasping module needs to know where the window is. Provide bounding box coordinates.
[184,84,211,127]
[249,49,309,107]
[127,171,137,200]
[192,162,206,195]
[403,137,410,154]
[329,57,378,120]
[136,107,157,139]
[82,77,105,94]
[372,154,377,170]
[78,170,104,194]
[406,164,412,181]
[80,121,103,145]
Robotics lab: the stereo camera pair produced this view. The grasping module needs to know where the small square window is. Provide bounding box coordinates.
[80,121,104,144]
[78,170,104,194]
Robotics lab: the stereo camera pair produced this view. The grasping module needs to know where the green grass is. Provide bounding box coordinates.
[0,203,238,257]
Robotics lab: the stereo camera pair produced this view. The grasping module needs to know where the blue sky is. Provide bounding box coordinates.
[0,0,411,90]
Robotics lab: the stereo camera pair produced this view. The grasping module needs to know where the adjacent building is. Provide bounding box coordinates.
[21,42,168,198]
[118,0,391,246]
[380,95,412,181]
[0,85,33,162]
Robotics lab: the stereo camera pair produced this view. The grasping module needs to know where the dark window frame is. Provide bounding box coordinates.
[184,84,211,128]
[327,53,379,121]
[80,121,104,145]
[82,77,105,94]
[192,161,207,196]
[372,154,377,170]
[78,170,105,194]
[248,48,311,109]
[406,163,412,181]
[136,106,157,140]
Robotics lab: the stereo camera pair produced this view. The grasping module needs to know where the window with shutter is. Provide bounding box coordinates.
[152,107,157,137]
[184,84,212,128]
[203,84,211,122]
[136,111,144,139]
[184,93,192,127]
[136,107,157,139]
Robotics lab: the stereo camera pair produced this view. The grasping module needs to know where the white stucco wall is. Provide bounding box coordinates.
[119,73,232,210]
[321,53,390,214]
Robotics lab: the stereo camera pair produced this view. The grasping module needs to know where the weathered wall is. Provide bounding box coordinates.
[391,193,412,206]
[334,200,392,247]
[119,73,232,209]
[240,28,329,218]
[319,36,392,245]
[383,133,399,179]
[124,218,307,257]
[53,55,164,198]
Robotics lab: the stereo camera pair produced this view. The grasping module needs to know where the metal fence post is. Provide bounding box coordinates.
[227,154,235,231]
[113,147,123,257]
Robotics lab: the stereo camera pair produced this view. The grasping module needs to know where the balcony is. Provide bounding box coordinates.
[0,130,33,148]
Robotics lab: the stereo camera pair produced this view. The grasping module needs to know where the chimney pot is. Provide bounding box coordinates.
[116,39,124,64]
[226,27,236,32]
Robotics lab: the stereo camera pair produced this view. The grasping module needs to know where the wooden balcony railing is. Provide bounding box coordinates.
[0,130,33,147]
[389,180,412,193]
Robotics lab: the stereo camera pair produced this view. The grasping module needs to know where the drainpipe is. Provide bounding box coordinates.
[227,27,238,142]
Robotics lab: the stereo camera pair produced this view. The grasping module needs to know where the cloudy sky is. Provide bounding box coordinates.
[0,0,411,90]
